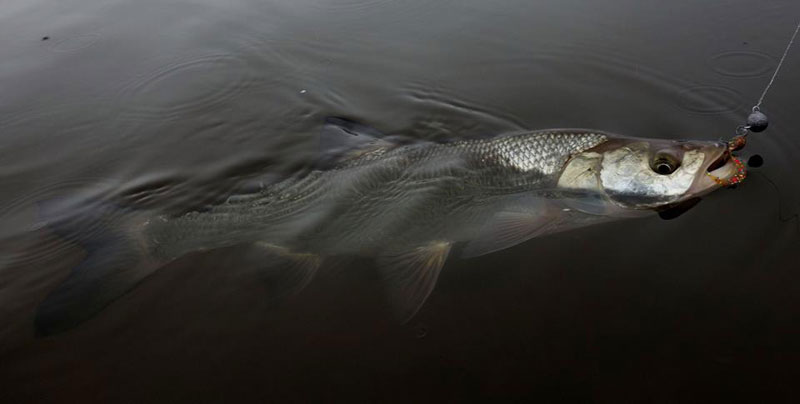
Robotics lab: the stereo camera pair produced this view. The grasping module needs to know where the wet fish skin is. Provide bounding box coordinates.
[145,130,609,258]
[147,127,735,257]
[140,126,738,320]
[35,123,741,333]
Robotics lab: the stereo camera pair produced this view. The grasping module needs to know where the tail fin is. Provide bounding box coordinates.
[34,200,159,336]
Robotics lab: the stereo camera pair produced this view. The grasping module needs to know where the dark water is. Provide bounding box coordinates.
[2,0,800,401]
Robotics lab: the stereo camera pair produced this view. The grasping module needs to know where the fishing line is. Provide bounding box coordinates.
[734,17,800,138]
[752,172,800,235]
[754,19,800,111]
[705,18,800,186]
[714,18,800,225]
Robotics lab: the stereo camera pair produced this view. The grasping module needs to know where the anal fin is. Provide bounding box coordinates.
[377,241,451,322]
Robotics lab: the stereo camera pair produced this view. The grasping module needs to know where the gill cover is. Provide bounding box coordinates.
[599,142,705,208]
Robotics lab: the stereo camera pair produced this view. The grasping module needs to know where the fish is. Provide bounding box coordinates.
[35,118,743,334]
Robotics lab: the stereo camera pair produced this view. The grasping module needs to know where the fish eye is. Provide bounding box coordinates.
[651,152,680,175]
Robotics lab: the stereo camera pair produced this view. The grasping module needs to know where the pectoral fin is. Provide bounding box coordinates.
[254,242,322,301]
[377,241,451,322]
[461,208,557,258]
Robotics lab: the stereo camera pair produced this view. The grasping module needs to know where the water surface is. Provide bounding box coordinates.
[1,0,800,401]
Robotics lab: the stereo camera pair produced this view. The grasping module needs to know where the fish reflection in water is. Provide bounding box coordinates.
[35,118,743,335]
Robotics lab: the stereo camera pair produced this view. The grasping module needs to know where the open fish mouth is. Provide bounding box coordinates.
[681,143,745,199]
[703,145,745,187]
[706,148,730,173]
[659,146,744,220]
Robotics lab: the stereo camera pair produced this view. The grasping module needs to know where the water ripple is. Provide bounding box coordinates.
[472,44,747,118]
[399,82,526,140]
[308,0,455,18]
[116,54,258,122]
[709,50,776,78]
[676,85,744,115]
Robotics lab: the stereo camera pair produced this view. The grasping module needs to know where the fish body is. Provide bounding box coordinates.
[35,121,742,333]
[146,130,609,258]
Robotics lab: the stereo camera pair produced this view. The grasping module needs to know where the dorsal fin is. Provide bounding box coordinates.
[319,117,389,153]
[323,117,386,139]
[316,117,393,168]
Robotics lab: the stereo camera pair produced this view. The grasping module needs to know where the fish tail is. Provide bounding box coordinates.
[34,199,160,336]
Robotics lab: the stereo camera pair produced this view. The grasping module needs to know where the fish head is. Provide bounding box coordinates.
[559,136,742,215]
[593,137,741,210]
